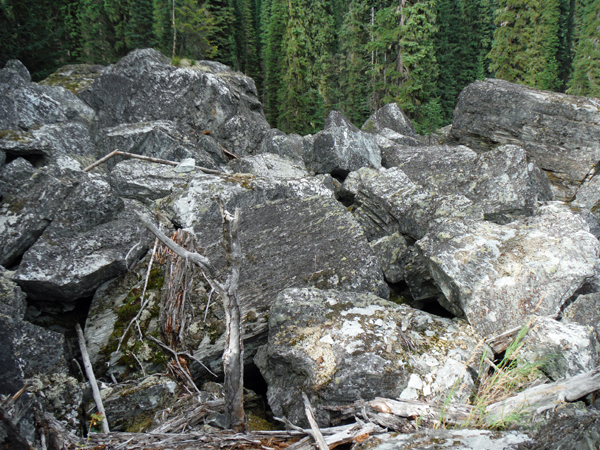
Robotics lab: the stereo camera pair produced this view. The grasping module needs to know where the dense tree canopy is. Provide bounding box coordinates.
[1,0,598,134]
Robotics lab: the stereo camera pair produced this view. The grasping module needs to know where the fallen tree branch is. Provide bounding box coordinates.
[83,150,225,175]
[302,392,328,450]
[75,323,109,433]
[146,336,202,395]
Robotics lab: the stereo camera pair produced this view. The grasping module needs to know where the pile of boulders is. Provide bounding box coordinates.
[1,49,600,449]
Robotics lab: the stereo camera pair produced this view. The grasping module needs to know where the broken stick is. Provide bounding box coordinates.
[75,323,109,433]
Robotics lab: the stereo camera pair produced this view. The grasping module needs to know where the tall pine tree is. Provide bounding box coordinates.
[567,0,600,97]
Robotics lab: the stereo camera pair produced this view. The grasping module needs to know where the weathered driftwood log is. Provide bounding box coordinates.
[302,392,328,450]
[137,201,246,432]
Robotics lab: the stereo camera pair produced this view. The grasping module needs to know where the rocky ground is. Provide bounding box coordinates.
[1,49,600,449]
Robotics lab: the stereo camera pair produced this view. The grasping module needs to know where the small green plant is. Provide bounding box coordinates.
[464,322,546,429]
[171,56,181,66]
[88,412,105,433]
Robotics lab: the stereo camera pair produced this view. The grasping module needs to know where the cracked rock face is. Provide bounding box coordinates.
[450,78,600,200]
[417,203,600,336]
[255,288,483,427]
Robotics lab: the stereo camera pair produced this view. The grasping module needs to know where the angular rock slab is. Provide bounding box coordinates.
[94,120,225,170]
[228,153,309,179]
[519,316,599,380]
[84,49,269,156]
[450,79,600,199]
[362,102,418,138]
[417,204,600,336]
[0,65,94,130]
[383,144,553,222]
[14,175,151,301]
[257,128,305,161]
[304,110,381,176]
[0,159,79,267]
[343,167,483,241]
[255,288,482,428]
[187,194,389,372]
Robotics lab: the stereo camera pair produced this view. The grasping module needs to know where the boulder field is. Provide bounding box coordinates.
[1,49,600,449]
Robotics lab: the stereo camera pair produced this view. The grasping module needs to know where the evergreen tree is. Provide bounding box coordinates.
[206,0,237,67]
[369,0,440,133]
[153,0,173,56]
[262,0,287,124]
[126,0,157,50]
[78,0,116,63]
[174,0,216,59]
[488,0,563,90]
[232,0,261,81]
[567,0,600,97]
[339,0,372,125]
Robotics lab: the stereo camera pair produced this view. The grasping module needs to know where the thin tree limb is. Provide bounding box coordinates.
[302,392,329,450]
[83,150,225,175]
[75,323,110,433]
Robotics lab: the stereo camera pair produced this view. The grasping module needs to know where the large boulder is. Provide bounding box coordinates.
[13,175,152,301]
[257,128,305,161]
[342,167,483,241]
[0,62,94,131]
[227,153,309,179]
[562,292,600,343]
[304,110,381,177]
[362,102,418,138]
[83,49,270,157]
[384,144,553,223]
[450,79,600,200]
[39,63,105,95]
[255,288,483,427]
[0,158,80,268]
[94,120,226,170]
[0,269,69,396]
[417,203,600,336]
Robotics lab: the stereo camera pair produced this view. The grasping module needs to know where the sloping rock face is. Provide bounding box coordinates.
[382,144,553,222]
[304,110,381,176]
[255,288,482,427]
[450,78,600,200]
[13,175,152,301]
[362,102,418,137]
[562,292,600,342]
[342,167,483,241]
[417,203,600,336]
[84,49,269,157]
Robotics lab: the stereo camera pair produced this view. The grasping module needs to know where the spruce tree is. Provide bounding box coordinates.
[340,0,373,126]
[369,0,440,133]
[232,0,261,81]
[488,0,562,90]
[567,0,600,97]
[126,0,157,50]
[263,0,287,125]
[206,0,237,67]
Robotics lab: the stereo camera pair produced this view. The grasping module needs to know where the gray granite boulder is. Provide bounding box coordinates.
[519,316,599,380]
[13,175,152,301]
[84,49,269,157]
[0,270,69,396]
[227,153,309,179]
[342,167,483,241]
[94,120,226,170]
[450,79,600,200]
[562,292,600,344]
[0,158,80,268]
[383,144,553,223]
[362,102,418,138]
[417,203,600,336]
[255,288,483,427]
[257,128,305,161]
[304,110,381,177]
[0,64,94,131]
[39,63,105,95]
[4,59,31,82]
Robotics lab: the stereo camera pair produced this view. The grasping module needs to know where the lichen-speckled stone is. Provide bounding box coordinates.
[344,167,483,241]
[382,144,553,223]
[417,203,600,336]
[362,102,418,137]
[450,79,600,200]
[255,288,483,427]
[562,292,600,348]
[83,49,269,157]
[227,152,309,179]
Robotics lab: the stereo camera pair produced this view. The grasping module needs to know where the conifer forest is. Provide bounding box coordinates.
[1,0,599,135]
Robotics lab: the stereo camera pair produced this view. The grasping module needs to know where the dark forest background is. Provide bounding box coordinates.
[1,0,599,135]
